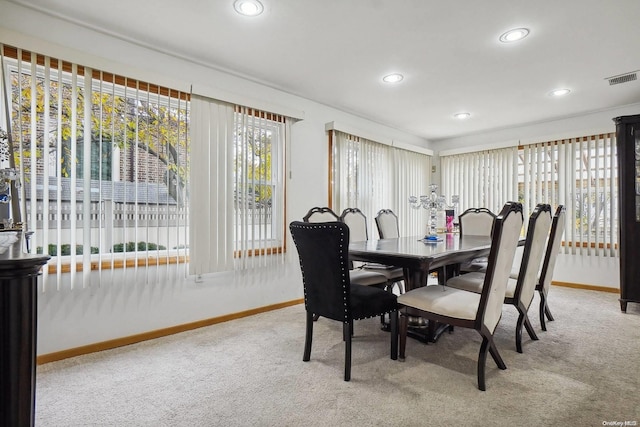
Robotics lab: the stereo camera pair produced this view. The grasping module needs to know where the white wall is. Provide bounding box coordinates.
[0,1,433,355]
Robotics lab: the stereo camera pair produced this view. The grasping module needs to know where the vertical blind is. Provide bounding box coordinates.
[189,94,289,276]
[521,135,617,257]
[0,44,190,290]
[331,130,432,238]
[440,133,618,257]
[440,147,519,217]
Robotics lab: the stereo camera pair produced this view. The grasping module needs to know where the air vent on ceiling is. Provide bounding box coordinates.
[606,71,638,86]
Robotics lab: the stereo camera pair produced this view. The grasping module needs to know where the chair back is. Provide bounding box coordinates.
[340,208,368,242]
[303,206,339,223]
[459,208,496,236]
[476,202,524,333]
[513,204,552,308]
[375,209,399,239]
[289,221,351,322]
[538,205,566,294]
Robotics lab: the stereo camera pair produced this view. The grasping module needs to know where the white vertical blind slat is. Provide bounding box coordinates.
[82,67,92,287]
[69,64,78,288]
[41,57,51,290]
[189,96,234,275]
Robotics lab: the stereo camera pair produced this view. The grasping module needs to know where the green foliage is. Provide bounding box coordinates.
[9,72,189,202]
[37,244,99,256]
[36,242,167,255]
[112,242,167,252]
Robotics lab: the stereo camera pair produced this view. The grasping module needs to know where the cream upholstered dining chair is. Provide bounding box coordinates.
[374,207,447,286]
[397,201,524,391]
[302,207,389,289]
[374,209,400,239]
[303,206,341,223]
[340,208,404,294]
[447,204,552,353]
[507,205,565,331]
[535,205,566,331]
[458,207,496,273]
[289,221,398,381]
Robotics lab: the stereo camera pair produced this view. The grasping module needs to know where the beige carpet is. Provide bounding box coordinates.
[36,286,640,427]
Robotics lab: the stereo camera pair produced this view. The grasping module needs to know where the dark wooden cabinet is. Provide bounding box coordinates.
[613,115,640,312]
[0,232,49,426]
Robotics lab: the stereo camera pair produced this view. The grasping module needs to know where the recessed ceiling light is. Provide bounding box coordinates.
[454,112,471,119]
[499,28,530,43]
[382,73,404,83]
[549,88,571,97]
[234,0,264,16]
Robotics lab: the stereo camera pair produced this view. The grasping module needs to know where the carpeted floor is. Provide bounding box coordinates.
[36,286,640,427]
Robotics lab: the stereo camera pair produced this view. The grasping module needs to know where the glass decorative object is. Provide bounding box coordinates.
[409,184,457,236]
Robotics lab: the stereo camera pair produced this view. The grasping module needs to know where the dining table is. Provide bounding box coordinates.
[348,232,496,343]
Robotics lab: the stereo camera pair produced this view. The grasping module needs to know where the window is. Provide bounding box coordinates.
[188,96,289,275]
[519,135,617,256]
[441,133,618,257]
[0,44,190,288]
[233,107,285,258]
[330,130,432,238]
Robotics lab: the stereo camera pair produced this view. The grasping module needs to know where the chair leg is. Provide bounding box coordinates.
[539,290,554,331]
[478,332,506,391]
[477,336,490,391]
[380,313,388,330]
[343,322,352,381]
[389,310,398,360]
[399,312,408,360]
[488,338,507,371]
[303,311,313,362]
[515,307,539,353]
[539,297,547,332]
[343,319,354,341]
[515,312,524,354]
[545,304,554,321]
[523,315,539,341]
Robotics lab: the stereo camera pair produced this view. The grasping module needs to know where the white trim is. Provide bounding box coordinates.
[439,139,518,157]
[325,121,433,156]
[439,126,619,157]
[191,83,305,121]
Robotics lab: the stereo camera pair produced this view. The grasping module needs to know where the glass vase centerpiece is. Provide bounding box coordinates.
[409,184,449,237]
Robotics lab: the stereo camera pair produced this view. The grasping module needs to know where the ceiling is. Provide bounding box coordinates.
[9,0,640,141]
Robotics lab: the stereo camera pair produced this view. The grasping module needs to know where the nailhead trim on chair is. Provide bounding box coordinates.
[290,221,396,323]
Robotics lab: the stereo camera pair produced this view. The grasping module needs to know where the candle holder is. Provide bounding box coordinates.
[409,185,457,237]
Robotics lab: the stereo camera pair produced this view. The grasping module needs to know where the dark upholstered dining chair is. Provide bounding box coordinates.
[289,221,399,381]
[397,202,524,391]
[447,204,552,353]
[302,207,389,289]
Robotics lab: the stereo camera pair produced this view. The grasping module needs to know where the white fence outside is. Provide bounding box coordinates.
[26,200,274,254]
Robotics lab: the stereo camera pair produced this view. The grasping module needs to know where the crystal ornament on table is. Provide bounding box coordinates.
[409,185,459,238]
